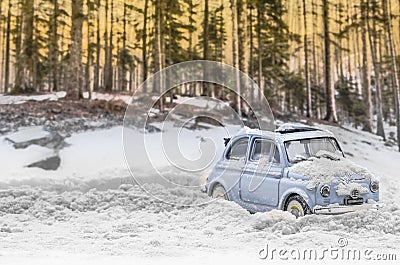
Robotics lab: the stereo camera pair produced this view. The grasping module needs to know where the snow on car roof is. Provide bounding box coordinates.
[237,124,334,142]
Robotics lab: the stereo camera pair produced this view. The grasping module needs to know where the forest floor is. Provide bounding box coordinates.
[0,93,399,264]
[0,96,127,135]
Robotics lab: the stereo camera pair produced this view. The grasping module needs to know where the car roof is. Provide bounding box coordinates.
[236,124,335,142]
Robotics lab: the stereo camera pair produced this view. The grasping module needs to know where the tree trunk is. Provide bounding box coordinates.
[231,0,241,116]
[249,6,254,78]
[322,0,338,123]
[360,0,373,132]
[238,0,249,75]
[85,0,92,99]
[59,21,65,90]
[0,0,2,91]
[105,0,114,91]
[382,0,400,151]
[15,0,34,92]
[93,0,101,91]
[311,0,320,119]
[187,0,195,60]
[203,0,209,61]
[103,0,110,91]
[141,0,149,87]
[302,0,312,118]
[120,1,127,91]
[48,0,59,92]
[367,1,385,140]
[66,0,84,100]
[154,0,164,110]
[202,0,209,96]
[256,2,263,106]
[3,0,11,93]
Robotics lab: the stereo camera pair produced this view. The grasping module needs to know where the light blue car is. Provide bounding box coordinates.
[206,124,379,217]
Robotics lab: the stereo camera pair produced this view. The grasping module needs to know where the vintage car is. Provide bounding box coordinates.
[205,124,379,217]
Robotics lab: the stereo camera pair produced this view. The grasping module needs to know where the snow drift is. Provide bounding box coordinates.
[0,121,400,263]
[290,150,377,189]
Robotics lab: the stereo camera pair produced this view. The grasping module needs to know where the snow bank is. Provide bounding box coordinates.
[251,205,400,235]
[0,91,133,105]
[1,121,400,262]
[82,92,132,104]
[252,210,296,234]
[0,92,66,104]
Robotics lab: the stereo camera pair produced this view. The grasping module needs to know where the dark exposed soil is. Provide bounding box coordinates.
[0,99,127,135]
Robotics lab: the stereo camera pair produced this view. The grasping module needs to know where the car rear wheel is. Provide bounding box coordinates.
[212,184,228,200]
[285,195,311,218]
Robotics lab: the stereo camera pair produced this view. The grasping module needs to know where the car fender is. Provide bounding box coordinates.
[207,180,232,200]
[278,187,315,210]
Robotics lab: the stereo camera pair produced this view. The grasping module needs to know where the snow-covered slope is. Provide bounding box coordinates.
[0,122,399,264]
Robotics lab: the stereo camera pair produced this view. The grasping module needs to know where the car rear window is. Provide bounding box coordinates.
[226,138,249,160]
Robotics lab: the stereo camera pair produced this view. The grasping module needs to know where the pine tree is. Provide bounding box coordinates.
[141,0,149,85]
[93,0,100,91]
[47,0,60,91]
[367,0,386,139]
[66,0,84,99]
[208,3,226,62]
[322,0,338,122]
[360,0,373,132]
[231,0,241,115]
[184,0,198,60]
[302,0,311,118]
[3,0,11,93]
[238,0,249,75]
[382,0,400,151]
[0,0,3,91]
[103,0,112,91]
[117,1,135,92]
[14,0,35,92]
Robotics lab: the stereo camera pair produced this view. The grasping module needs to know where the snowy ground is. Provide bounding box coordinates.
[0,91,131,105]
[0,117,400,264]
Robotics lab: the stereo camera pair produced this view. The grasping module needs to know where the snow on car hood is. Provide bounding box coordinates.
[289,150,377,189]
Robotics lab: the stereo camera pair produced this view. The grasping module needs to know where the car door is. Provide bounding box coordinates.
[239,137,282,206]
[217,137,249,195]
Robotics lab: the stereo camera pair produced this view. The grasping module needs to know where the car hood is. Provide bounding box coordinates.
[287,152,376,189]
[287,170,367,182]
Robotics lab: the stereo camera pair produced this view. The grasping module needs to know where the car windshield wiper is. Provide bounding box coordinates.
[291,155,308,163]
[314,151,342,161]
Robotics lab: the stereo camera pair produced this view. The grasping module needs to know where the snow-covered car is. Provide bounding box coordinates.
[205,124,380,217]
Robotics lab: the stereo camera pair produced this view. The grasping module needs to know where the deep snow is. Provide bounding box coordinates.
[0,119,400,264]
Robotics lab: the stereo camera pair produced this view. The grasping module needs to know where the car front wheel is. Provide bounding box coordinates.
[212,184,228,200]
[285,195,311,218]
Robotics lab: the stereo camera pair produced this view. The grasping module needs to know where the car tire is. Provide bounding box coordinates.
[285,195,311,218]
[212,184,228,200]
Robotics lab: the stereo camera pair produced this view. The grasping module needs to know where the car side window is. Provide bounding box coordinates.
[251,139,280,164]
[226,138,249,160]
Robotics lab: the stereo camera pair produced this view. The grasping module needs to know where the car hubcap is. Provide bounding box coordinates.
[288,203,303,218]
[213,188,227,200]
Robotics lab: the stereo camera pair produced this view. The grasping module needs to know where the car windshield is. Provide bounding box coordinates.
[285,137,342,163]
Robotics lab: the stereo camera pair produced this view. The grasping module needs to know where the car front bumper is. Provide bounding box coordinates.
[313,202,380,215]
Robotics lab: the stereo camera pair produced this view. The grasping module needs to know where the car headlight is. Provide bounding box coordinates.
[320,184,330,197]
[370,181,379,193]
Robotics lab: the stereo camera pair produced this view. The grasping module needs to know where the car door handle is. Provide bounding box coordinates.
[269,172,282,177]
